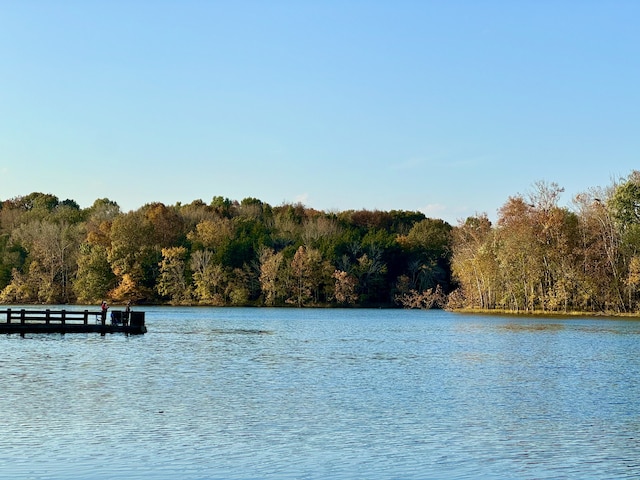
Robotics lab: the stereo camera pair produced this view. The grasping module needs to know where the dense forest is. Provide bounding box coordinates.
[1,170,639,313]
[0,193,452,308]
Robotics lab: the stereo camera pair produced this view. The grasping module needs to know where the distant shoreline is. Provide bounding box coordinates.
[450,307,640,319]
[2,302,639,319]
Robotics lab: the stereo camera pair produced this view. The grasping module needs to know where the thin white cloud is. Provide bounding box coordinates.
[391,152,493,173]
[421,203,484,224]
[294,193,309,205]
[421,203,447,217]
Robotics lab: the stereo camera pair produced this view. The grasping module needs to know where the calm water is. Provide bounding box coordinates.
[1,307,639,479]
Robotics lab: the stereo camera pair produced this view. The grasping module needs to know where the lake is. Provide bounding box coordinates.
[1,307,639,479]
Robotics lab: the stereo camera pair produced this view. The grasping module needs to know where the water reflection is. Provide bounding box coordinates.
[499,322,565,332]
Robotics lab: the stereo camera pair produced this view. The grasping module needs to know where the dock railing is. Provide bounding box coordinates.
[0,308,104,325]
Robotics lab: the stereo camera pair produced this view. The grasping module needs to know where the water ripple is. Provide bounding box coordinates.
[1,308,639,479]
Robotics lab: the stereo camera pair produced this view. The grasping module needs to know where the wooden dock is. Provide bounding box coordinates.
[0,308,147,335]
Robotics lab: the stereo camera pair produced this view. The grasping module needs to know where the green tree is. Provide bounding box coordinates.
[157,246,191,304]
[397,218,452,293]
[610,171,640,307]
[610,171,640,229]
[108,210,157,301]
[352,246,388,304]
[86,198,120,224]
[210,196,233,218]
[74,242,116,303]
[0,232,25,290]
[227,266,253,306]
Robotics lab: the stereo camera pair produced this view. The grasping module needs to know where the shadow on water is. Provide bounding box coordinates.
[209,328,273,335]
[498,323,565,332]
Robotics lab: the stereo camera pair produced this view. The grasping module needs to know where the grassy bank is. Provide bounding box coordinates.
[449,307,640,319]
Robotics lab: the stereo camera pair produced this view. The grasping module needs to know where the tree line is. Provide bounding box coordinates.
[451,171,640,314]
[0,194,452,307]
[2,170,639,313]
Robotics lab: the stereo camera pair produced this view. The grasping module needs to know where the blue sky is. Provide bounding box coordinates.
[1,1,638,224]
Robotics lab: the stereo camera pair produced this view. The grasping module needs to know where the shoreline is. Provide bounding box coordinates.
[449,307,640,319]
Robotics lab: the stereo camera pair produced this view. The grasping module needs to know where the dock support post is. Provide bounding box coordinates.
[6,308,11,324]
[61,310,66,325]
[83,310,88,325]
[45,309,51,324]
[20,309,25,324]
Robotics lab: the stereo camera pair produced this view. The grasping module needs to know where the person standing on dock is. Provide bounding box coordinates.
[124,301,131,327]
[101,301,108,325]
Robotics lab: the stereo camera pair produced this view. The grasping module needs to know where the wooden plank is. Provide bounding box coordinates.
[0,323,147,335]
